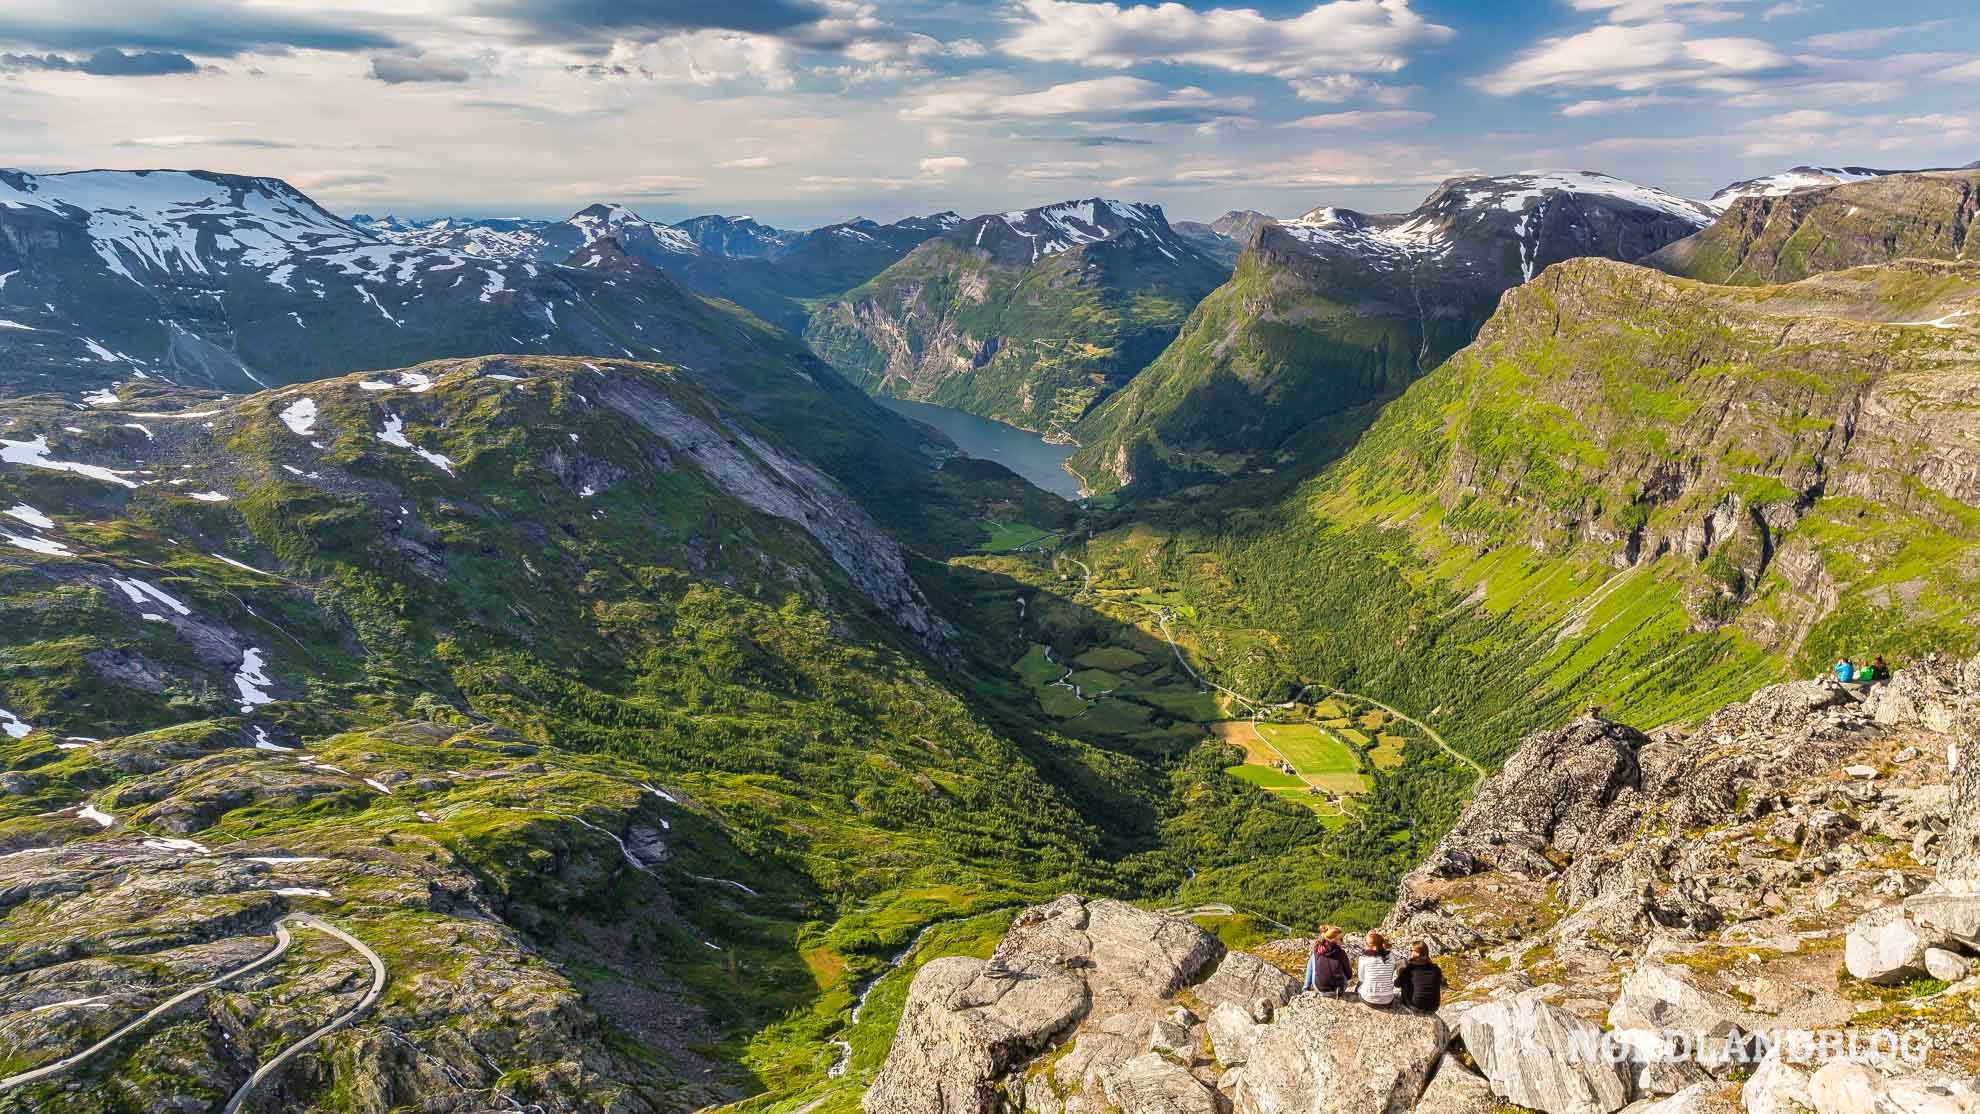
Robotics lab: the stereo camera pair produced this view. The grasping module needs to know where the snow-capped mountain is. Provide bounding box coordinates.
[354,204,701,264]
[1063,170,1717,492]
[670,214,797,258]
[0,169,764,395]
[804,198,1227,437]
[349,214,555,258]
[939,198,1213,271]
[1286,170,1714,282]
[1706,166,1899,211]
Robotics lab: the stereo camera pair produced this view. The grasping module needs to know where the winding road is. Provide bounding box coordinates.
[224,915,387,1114]
[0,912,386,1110]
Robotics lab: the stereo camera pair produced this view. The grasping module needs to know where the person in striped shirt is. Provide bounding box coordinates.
[1355,931,1399,1007]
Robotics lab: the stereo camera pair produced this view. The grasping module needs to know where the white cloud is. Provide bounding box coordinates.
[918,155,969,175]
[1479,21,1792,96]
[1567,0,1744,23]
[1942,59,1980,81]
[999,0,1453,87]
[554,174,705,198]
[1559,93,1679,116]
[1762,1,1817,19]
[585,31,795,90]
[1285,110,1433,130]
[1288,74,1417,104]
[1805,21,1950,53]
[1010,161,1104,180]
[716,156,776,169]
[1740,109,1976,158]
[904,76,1253,126]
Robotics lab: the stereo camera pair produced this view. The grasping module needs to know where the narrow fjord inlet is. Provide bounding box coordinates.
[0,2,1976,1112]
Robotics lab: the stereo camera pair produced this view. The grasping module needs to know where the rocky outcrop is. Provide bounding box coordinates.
[1459,989,1632,1114]
[1647,170,1979,285]
[1413,1056,1498,1114]
[864,956,1088,1114]
[1232,996,1449,1114]
[599,373,949,646]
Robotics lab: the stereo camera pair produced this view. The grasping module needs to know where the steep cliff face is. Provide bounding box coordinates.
[1310,255,1980,666]
[805,200,1228,441]
[1068,172,1715,494]
[1647,170,1979,286]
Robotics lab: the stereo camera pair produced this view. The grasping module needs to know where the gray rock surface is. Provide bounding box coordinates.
[1807,1059,1980,1114]
[1459,989,1632,1114]
[863,956,1087,1114]
[1844,905,1937,985]
[1412,1055,1498,1114]
[1104,1052,1222,1114]
[1206,1001,1261,1067]
[1232,995,1447,1114]
[1194,948,1298,1014]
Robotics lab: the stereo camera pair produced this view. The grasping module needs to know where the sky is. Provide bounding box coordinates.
[1,0,1975,228]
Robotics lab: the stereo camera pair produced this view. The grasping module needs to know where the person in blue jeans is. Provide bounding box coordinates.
[1305,926,1350,995]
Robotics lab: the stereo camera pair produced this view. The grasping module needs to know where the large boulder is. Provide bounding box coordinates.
[1806,1059,1980,1114]
[1458,989,1632,1114]
[1233,995,1448,1114]
[1618,1082,1738,1113]
[1946,733,1979,893]
[1206,1001,1262,1067]
[1427,715,1647,880]
[996,895,1224,998]
[1194,948,1299,1013]
[863,956,1088,1114]
[1412,1055,1498,1114]
[1740,1049,1811,1114]
[1607,963,1754,1035]
[1843,905,1938,985]
[1103,1053,1222,1114]
[1906,891,1980,950]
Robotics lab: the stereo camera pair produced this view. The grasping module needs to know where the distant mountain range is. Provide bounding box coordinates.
[1064,171,1717,493]
[804,199,1230,441]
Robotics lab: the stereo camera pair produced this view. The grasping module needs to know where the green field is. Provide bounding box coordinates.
[1371,733,1407,769]
[1225,763,1306,789]
[975,518,1059,553]
[1074,646,1147,671]
[1013,643,1062,687]
[1256,723,1367,794]
[1070,668,1122,691]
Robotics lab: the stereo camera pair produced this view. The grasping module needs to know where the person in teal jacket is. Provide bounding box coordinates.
[1834,658,1855,683]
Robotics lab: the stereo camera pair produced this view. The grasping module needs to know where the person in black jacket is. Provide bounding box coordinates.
[1395,941,1444,1011]
[1304,926,1351,996]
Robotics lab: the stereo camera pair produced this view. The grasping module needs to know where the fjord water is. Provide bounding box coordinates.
[878,395,1081,499]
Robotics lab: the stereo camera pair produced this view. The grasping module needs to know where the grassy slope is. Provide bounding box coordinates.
[0,354,1315,1109]
[1064,230,1494,495]
[1061,257,1980,926]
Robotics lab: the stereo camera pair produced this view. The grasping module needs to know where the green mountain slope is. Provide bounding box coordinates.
[1647,169,1979,285]
[0,354,1330,1110]
[1056,255,1980,921]
[1105,255,1980,756]
[1066,172,1717,495]
[803,200,1229,441]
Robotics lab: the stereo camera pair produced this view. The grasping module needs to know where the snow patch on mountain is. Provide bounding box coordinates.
[1707,165,1895,211]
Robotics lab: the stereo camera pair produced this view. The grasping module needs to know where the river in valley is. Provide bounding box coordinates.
[878,396,1082,500]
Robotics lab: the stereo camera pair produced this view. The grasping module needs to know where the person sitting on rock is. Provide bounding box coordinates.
[1868,655,1890,684]
[1305,925,1351,996]
[1834,657,1855,683]
[1355,931,1398,1007]
[1394,941,1444,1012]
